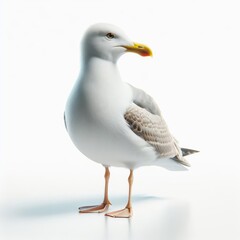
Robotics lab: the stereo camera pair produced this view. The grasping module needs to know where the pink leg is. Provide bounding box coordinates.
[79,167,111,213]
[105,170,133,218]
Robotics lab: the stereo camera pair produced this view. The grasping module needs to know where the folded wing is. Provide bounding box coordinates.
[125,84,191,166]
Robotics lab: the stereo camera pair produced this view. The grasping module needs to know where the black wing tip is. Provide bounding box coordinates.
[181,148,199,156]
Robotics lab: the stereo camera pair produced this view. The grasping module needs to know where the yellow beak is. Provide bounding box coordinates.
[122,42,153,57]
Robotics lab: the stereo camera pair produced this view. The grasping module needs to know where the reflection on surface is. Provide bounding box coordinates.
[4,195,161,218]
[104,198,190,240]
[2,195,190,240]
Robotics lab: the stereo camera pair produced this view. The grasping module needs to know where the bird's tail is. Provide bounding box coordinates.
[181,148,199,157]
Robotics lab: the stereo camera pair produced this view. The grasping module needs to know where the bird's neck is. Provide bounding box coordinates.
[83,57,117,71]
[76,57,129,115]
[81,57,121,85]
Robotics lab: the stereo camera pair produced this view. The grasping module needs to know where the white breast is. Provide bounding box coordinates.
[65,58,157,169]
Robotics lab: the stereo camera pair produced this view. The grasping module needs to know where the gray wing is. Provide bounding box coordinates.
[128,84,161,116]
[64,112,68,131]
[125,85,190,166]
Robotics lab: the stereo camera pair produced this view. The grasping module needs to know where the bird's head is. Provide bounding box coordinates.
[81,23,152,63]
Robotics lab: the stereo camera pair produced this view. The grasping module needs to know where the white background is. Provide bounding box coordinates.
[1,0,240,239]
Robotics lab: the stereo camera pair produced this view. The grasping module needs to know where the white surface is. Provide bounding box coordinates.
[1,0,240,239]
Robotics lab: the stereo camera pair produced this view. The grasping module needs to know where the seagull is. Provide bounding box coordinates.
[64,23,198,218]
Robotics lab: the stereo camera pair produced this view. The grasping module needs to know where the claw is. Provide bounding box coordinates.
[79,203,110,213]
[78,205,98,210]
[105,207,132,218]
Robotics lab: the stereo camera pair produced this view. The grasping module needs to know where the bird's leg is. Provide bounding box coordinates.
[105,170,133,218]
[79,167,111,213]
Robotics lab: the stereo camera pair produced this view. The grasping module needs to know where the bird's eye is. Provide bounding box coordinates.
[106,32,115,39]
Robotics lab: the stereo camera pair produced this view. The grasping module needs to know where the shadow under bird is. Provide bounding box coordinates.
[64,23,198,218]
